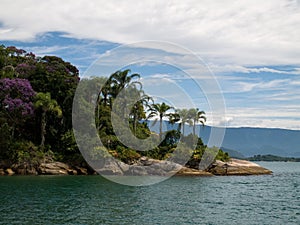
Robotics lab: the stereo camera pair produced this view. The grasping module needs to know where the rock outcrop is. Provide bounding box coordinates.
[38,162,71,175]
[0,158,272,176]
[96,156,182,176]
[12,163,38,175]
[176,167,213,176]
[0,169,5,175]
[95,157,216,176]
[38,162,91,175]
[5,168,15,175]
[95,159,128,175]
[208,158,272,175]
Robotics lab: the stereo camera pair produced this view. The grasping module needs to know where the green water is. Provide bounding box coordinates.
[0,162,299,225]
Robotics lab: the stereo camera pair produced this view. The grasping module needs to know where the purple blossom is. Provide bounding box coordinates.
[46,65,56,73]
[15,63,36,76]
[0,78,35,116]
[25,52,36,59]
[6,46,26,56]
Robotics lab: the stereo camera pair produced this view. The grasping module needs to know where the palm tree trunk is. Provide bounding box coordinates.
[159,115,163,141]
[182,122,185,136]
[41,111,46,148]
[133,112,137,136]
[193,119,196,136]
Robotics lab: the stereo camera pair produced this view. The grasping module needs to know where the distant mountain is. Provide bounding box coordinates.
[220,147,246,159]
[200,126,300,157]
[146,121,300,157]
[247,154,300,162]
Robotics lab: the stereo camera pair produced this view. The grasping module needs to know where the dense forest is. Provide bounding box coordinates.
[248,155,300,162]
[0,45,229,173]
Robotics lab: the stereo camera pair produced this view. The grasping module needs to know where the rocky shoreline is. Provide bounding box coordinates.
[0,157,272,176]
[207,158,272,176]
[0,161,92,176]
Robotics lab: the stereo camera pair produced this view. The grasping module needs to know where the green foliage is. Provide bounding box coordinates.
[60,130,79,153]
[0,122,13,159]
[170,143,193,164]
[90,146,111,161]
[160,130,181,147]
[215,149,230,162]
[175,108,191,136]
[0,45,79,163]
[139,146,162,159]
[34,92,62,147]
[114,146,141,164]
[12,141,46,165]
[0,44,223,171]
[148,102,175,141]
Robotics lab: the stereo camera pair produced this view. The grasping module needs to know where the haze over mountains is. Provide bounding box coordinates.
[148,121,300,157]
[200,126,300,158]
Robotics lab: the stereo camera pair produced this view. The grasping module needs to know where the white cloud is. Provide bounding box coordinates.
[0,0,299,66]
[24,45,71,55]
[207,106,300,130]
[1,0,300,130]
[234,79,289,92]
[209,64,300,75]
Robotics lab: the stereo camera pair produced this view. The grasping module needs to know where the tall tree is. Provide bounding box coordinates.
[34,92,62,148]
[0,78,35,139]
[109,69,141,100]
[148,102,174,141]
[130,92,153,136]
[188,108,206,136]
[176,108,192,136]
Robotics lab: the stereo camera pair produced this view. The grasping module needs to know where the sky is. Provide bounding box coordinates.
[0,0,300,129]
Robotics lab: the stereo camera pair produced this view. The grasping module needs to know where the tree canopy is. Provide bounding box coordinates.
[0,44,229,170]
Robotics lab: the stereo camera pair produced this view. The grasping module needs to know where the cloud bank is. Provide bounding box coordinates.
[1,0,300,129]
[0,0,299,66]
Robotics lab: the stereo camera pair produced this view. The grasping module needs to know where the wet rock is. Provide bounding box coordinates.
[95,159,129,175]
[5,168,15,175]
[12,163,38,175]
[128,166,148,176]
[38,162,70,175]
[0,169,5,175]
[67,169,78,175]
[74,166,88,175]
[176,167,213,176]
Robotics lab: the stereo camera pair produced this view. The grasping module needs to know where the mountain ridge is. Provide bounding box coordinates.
[147,121,300,157]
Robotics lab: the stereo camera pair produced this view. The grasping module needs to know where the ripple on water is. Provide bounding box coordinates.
[0,162,299,224]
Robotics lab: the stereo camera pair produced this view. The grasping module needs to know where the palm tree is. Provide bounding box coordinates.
[188,108,206,136]
[176,108,192,136]
[109,69,141,99]
[34,92,62,148]
[148,102,174,141]
[130,91,153,136]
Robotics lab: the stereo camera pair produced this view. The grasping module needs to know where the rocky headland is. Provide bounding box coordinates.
[207,158,272,176]
[0,157,272,176]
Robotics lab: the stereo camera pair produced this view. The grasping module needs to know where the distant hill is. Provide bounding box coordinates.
[200,126,300,157]
[247,154,300,162]
[220,147,246,159]
[146,121,300,157]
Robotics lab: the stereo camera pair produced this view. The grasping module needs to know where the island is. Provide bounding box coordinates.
[0,45,272,177]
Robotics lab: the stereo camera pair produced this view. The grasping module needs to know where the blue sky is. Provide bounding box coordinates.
[0,0,300,130]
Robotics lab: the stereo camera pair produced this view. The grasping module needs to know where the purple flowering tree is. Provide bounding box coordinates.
[15,63,36,78]
[0,78,36,138]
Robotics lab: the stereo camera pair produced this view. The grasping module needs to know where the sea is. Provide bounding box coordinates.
[0,162,299,225]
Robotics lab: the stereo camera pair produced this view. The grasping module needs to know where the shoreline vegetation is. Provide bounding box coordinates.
[247,154,300,162]
[0,45,271,177]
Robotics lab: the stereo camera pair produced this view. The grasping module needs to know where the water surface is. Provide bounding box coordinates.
[0,162,299,224]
